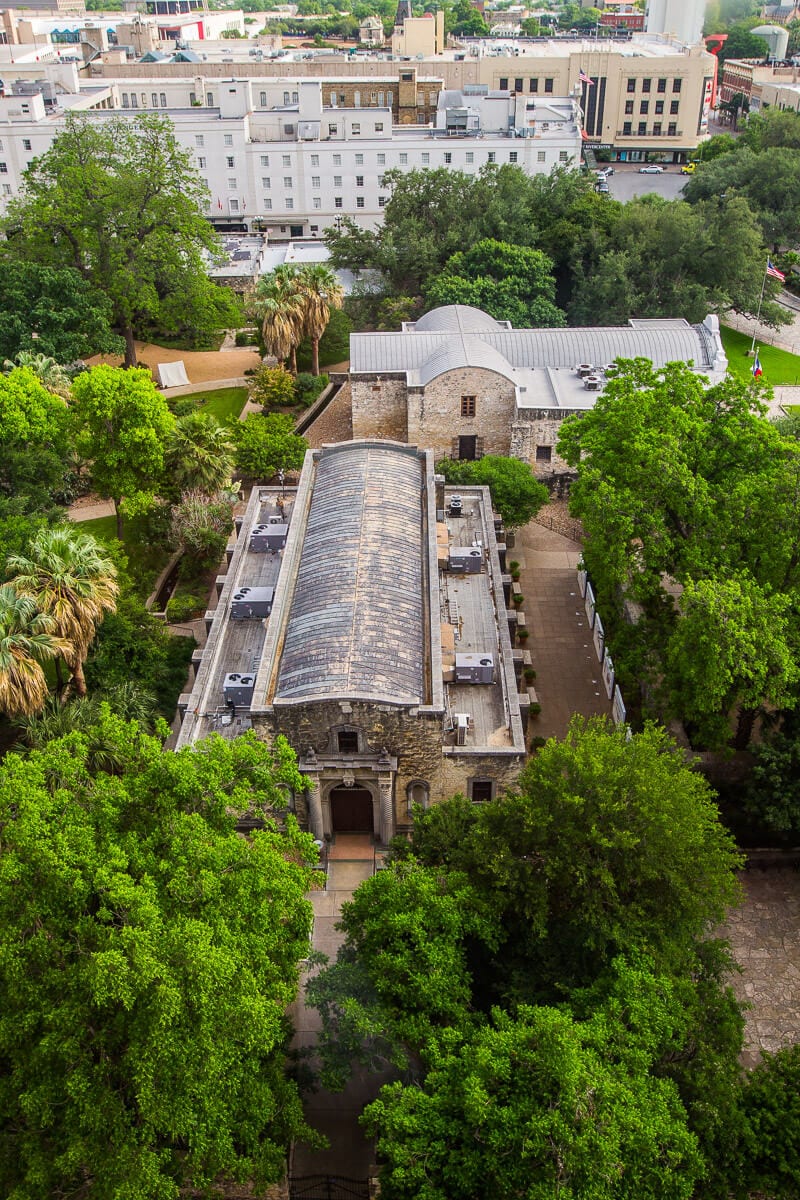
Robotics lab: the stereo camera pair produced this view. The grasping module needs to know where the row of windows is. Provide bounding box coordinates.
[197,148,568,181]
[499,76,555,94]
[121,92,168,108]
[622,121,678,136]
[624,99,680,115]
[627,76,682,93]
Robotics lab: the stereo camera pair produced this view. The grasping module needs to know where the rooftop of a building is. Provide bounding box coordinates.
[177,439,523,756]
[350,306,729,402]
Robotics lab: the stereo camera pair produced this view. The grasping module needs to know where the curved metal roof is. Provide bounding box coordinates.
[414,334,517,386]
[275,443,425,704]
[414,304,507,334]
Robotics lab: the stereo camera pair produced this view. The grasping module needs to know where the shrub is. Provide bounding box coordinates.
[529,735,547,751]
[165,592,205,623]
[170,396,200,417]
[248,364,296,411]
[524,668,537,683]
[235,328,258,346]
[294,372,329,408]
[518,628,530,641]
[529,701,542,717]
[513,594,524,609]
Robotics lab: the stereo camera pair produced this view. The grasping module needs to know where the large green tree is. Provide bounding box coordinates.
[70,365,175,536]
[234,412,308,480]
[0,366,72,508]
[0,715,318,1199]
[0,259,122,364]
[4,113,234,366]
[425,239,565,328]
[557,361,800,742]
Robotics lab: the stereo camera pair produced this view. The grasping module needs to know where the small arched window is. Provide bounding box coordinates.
[406,780,430,815]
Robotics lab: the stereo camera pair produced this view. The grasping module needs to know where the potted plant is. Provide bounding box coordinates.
[513,594,524,610]
[523,667,537,684]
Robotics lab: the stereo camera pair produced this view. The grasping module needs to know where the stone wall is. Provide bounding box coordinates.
[408,368,516,459]
[351,376,409,442]
[511,409,580,476]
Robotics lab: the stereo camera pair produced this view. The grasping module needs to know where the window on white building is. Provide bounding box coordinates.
[141,93,147,107]
[262,177,270,187]
[160,93,167,107]
[2,184,10,195]
[313,196,321,209]
[466,151,473,163]
[355,153,364,164]
[122,93,129,107]
[356,196,364,207]
[559,150,568,162]
[206,92,213,106]
[224,134,233,146]
[311,153,319,166]
[0,163,7,174]
[335,196,343,208]
[333,175,342,187]
[264,198,272,209]
[151,93,158,107]
[444,152,451,164]
[260,91,267,107]
[282,154,290,166]
[356,175,364,186]
[227,178,236,189]
[283,176,292,188]
[230,199,239,211]
[375,122,383,132]
[260,154,269,166]
[226,156,235,168]
[283,91,290,104]
[286,197,293,209]
[329,123,338,135]
[352,123,361,134]
[487,151,496,163]
[130,94,138,108]
[421,152,430,164]
[196,135,205,147]
[333,153,342,165]
[312,175,320,188]
[378,196,386,207]
[292,91,298,103]
[198,156,206,168]
[377,152,385,165]
[509,151,518,162]
[537,150,546,162]
[399,152,407,164]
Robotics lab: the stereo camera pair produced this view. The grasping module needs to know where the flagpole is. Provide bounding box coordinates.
[750,260,769,356]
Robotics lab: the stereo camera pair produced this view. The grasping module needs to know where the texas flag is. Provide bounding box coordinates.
[752,351,763,378]
[766,258,786,282]
[579,71,595,86]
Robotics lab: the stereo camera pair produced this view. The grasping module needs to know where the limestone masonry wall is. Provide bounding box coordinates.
[408,368,516,459]
[351,376,409,442]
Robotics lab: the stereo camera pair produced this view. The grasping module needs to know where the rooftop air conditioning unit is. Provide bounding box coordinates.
[230,586,274,620]
[223,672,256,707]
[449,495,463,517]
[576,363,595,378]
[583,374,602,391]
[454,712,470,744]
[449,547,483,574]
[249,522,288,552]
[455,653,494,684]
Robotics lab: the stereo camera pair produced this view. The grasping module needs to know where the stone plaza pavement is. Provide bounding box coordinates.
[724,868,800,1068]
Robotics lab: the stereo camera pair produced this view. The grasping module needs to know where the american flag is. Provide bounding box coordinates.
[579,71,595,86]
[766,258,786,282]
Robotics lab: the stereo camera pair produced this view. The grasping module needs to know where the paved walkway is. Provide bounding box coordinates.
[289,836,386,1180]
[517,521,612,740]
[724,869,800,1068]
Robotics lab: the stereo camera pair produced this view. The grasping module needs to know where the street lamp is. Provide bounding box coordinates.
[278,468,285,500]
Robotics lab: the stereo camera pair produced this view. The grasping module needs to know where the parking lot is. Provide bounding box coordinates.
[597,167,688,203]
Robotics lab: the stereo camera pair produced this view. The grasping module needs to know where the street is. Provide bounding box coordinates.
[600,166,688,203]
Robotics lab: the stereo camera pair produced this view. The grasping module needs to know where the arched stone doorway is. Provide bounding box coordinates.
[329,785,375,834]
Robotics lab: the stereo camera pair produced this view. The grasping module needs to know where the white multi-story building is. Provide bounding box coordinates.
[0,74,580,238]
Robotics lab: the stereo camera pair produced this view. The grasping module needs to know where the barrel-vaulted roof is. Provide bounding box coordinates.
[274,443,426,704]
[411,334,517,386]
[413,304,509,334]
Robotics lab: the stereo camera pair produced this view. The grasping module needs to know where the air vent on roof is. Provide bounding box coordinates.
[454,712,470,745]
[449,495,463,517]
[250,523,288,552]
[576,363,595,378]
[230,586,274,620]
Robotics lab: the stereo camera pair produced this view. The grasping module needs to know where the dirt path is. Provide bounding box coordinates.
[89,340,261,384]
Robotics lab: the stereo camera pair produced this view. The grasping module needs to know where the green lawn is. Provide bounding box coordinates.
[721,325,800,386]
[192,386,249,425]
[80,513,172,599]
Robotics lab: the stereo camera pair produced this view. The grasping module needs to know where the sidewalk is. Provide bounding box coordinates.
[517,520,612,741]
[289,840,387,1180]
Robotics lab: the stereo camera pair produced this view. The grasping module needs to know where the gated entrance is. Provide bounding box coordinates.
[290,1176,369,1200]
[329,785,374,833]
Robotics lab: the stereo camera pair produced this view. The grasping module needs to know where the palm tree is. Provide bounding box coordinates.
[254,266,306,373]
[4,351,72,399]
[0,584,68,718]
[296,265,344,377]
[8,527,119,699]
[163,412,236,499]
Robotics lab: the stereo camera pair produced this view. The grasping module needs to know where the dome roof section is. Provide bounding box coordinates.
[413,334,517,387]
[414,305,509,334]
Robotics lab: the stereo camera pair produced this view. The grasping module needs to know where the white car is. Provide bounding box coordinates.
[639,164,665,174]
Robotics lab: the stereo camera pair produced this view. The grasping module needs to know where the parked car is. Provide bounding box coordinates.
[639,164,665,174]
[680,162,697,175]
[597,181,610,193]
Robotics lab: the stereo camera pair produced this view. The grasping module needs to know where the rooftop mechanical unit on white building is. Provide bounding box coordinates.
[223,672,256,707]
[229,586,274,620]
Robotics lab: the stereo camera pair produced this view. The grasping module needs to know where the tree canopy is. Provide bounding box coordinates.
[0,259,122,364]
[557,360,800,746]
[234,412,308,480]
[425,239,565,327]
[70,365,175,535]
[0,714,319,1199]
[4,113,235,366]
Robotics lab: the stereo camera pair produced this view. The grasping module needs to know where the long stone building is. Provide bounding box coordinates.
[348,304,729,475]
[176,440,526,844]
